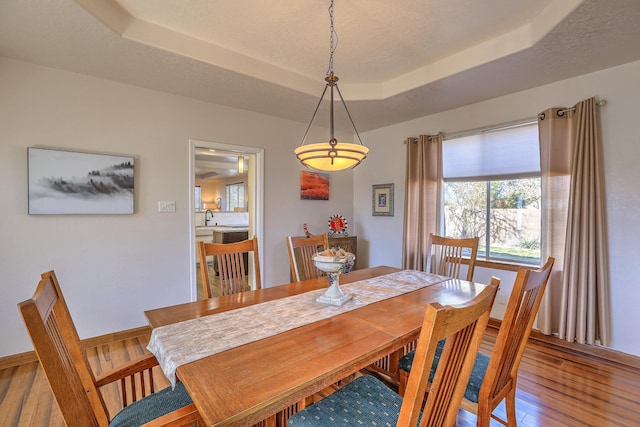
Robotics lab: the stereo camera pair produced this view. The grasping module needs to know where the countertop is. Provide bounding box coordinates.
[196,225,248,235]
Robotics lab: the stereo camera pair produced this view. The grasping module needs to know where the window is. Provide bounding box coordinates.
[226,182,245,211]
[195,186,202,211]
[442,122,541,265]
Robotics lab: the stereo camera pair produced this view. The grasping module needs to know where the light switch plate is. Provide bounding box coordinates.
[158,201,176,213]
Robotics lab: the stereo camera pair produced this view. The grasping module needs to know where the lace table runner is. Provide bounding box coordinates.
[148,270,447,386]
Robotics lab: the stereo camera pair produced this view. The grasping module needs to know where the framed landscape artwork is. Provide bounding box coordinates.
[372,183,394,216]
[28,147,135,214]
[300,171,329,200]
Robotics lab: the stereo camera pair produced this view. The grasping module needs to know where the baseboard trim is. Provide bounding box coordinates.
[80,325,151,348]
[0,325,152,370]
[487,318,640,370]
[4,321,639,372]
[0,351,38,370]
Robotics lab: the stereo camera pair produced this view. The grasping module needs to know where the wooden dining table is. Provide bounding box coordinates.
[144,265,489,427]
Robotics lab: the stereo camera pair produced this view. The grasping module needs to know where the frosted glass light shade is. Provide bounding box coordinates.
[237,156,245,174]
[295,142,368,172]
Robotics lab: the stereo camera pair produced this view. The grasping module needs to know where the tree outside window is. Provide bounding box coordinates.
[444,178,541,264]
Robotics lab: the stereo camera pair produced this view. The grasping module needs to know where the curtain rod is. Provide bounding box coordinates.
[402,117,538,144]
[404,117,537,143]
[538,99,607,120]
[404,98,607,143]
[443,117,539,141]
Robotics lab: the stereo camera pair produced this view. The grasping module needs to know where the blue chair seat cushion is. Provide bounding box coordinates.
[288,375,417,427]
[109,381,193,427]
[398,340,490,404]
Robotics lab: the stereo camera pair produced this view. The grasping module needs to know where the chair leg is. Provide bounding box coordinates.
[475,400,492,427]
[398,369,409,397]
[505,388,518,427]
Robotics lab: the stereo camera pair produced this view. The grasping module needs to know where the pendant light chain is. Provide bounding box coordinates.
[326,0,337,77]
[294,0,369,172]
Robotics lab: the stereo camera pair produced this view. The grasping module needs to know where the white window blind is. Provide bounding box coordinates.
[443,122,540,180]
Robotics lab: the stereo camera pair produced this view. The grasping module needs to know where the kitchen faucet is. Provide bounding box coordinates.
[205,209,214,226]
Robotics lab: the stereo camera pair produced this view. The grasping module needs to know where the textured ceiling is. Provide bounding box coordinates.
[1,0,640,133]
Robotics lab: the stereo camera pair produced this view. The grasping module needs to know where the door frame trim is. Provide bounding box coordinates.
[189,139,264,300]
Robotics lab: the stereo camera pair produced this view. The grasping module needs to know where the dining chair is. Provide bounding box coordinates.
[17,270,201,427]
[366,233,480,385]
[398,257,555,427]
[427,233,480,281]
[288,278,500,427]
[198,236,262,298]
[285,233,329,282]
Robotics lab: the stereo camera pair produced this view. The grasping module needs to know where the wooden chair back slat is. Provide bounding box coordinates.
[18,271,109,427]
[218,252,246,295]
[398,278,499,427]
[198,236,261,298]
[286,234,329,282]
[427,234,479,281]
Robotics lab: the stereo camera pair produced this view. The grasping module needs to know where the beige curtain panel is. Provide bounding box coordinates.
[402,133,443,270]
[537,106,573,335]
[537,97,610,346]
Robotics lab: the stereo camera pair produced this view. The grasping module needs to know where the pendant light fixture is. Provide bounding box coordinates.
[237,155,244,174]
[294,0,368,172]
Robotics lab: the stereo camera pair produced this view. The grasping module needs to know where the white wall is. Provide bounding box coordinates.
[354,59,640,357]
[0,57,354,357]
[5,56,638,359]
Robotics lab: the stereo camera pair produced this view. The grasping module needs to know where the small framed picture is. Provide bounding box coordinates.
[372,183,394,216]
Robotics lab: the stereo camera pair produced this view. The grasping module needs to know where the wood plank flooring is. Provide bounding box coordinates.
[0,334,170,427]
[1,328,639,426]
[465,331,640,426]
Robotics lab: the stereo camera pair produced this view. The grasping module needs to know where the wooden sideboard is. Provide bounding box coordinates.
[328,235,357,270]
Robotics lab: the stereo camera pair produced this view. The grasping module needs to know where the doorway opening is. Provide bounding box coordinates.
[189,139,264,300]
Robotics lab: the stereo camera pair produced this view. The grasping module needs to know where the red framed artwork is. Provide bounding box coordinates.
[300,171,329,200]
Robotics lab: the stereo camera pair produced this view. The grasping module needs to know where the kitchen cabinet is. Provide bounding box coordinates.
[196,226,248,265]
[195,227,214,266]
[213,228,249,273]
[213,229,248,244]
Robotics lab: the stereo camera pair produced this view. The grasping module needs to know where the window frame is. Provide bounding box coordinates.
[442,120,542,266]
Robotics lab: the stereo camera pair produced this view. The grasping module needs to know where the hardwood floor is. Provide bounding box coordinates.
[1,327,639,426]
[463,331,640,426]
[0,334,170,427]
